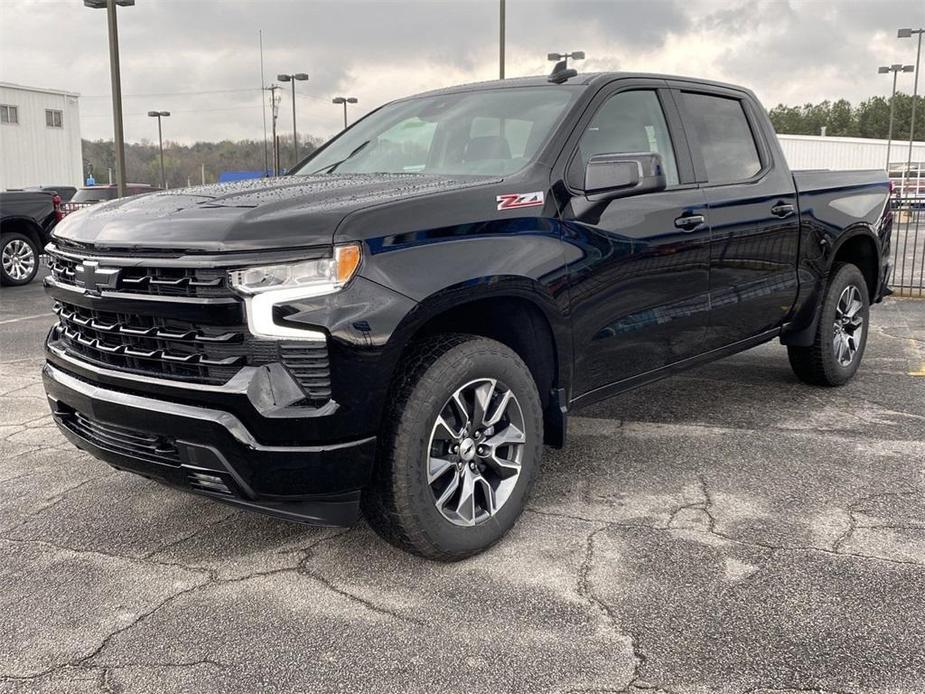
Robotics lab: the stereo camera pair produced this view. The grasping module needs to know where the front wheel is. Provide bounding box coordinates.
[364,335,543,561]
[788,262,870,386]
[0,233,40,286]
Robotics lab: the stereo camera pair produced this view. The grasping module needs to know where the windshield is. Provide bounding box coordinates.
[71,188,115,203]
[294,86,579,178]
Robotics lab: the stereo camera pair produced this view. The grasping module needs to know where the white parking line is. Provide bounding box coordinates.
[0,313,51,326]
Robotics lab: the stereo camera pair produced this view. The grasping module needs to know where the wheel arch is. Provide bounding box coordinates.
[0,216,45,250]
[385,278,571,447]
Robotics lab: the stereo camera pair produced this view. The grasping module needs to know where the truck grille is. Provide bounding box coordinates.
[48,253,229,298]
[53,301,249,384]
[46,245,333,404]
[51,300,333,403]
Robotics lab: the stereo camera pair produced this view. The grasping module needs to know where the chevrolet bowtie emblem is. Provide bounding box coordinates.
[74,260,120,294]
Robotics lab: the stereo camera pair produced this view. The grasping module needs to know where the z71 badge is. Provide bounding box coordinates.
[496,191,544,210]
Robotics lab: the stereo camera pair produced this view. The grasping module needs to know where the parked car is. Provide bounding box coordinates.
[43,72,891,560]
[61,184,161,217]
[0,191,62,285]
[7,185,78,202]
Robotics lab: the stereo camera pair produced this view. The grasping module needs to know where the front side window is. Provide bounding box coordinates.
[682,93,761,184]
[295,86,580,177]
[0,104,18,124]
[46,109,63,128]
[574,90,680,187]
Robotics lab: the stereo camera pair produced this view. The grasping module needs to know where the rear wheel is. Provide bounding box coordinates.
[364,334,543,561]
[0,232,39,286]
[788,262,869,386]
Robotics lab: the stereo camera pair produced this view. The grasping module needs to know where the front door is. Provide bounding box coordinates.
[557,84,711,401]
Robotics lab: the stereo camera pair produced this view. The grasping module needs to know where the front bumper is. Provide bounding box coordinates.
[43,363,375,526]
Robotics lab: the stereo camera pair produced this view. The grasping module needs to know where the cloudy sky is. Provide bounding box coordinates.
[1,0,923,145]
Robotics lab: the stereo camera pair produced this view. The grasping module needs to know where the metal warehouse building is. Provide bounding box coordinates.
[778,134,925,171]
[0,82,82,190]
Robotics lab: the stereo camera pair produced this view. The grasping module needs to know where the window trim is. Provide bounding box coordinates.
[673,87,772,188]
[45,108,64,128]
[0,104,19,125]
[555,79,698,196]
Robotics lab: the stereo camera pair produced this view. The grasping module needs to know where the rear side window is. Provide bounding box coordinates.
[682,93,761,184]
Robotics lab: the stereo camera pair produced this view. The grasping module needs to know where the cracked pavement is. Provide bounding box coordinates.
[1,275,924,693]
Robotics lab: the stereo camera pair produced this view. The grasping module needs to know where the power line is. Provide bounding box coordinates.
[80,87,262,98]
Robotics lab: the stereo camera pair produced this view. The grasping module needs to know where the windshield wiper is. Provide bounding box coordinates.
[309,140,370,175]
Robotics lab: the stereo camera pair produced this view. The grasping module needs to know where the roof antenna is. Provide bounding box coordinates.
[547,51,584,84]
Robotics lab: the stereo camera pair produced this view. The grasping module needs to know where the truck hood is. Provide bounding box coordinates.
[53,173,497,253]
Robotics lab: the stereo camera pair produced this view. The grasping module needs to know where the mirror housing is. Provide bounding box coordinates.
[584,152,667,200]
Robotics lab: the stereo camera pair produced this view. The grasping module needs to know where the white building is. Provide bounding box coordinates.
[778,133,925,171]
[0,82,82,190]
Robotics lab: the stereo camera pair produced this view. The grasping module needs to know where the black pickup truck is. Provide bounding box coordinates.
[42,72,891,560]
[0,191,63,285]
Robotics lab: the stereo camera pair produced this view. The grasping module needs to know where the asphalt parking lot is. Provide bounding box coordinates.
[1,275,924,694]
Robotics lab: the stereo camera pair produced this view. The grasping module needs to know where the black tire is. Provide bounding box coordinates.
[788,262,870,387]
[0,232,40,286]
[363,334,543,561]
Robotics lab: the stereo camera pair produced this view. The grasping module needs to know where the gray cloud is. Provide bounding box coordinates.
[1,0,923,144]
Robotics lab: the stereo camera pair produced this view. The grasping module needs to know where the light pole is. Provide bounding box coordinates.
[277,72,308,169]
[878,64,914,170]
[84,0,134,198]
[499,0,505,79]
[332,97,358,130]
[547,50,585,69]
[899,27,924,191]
[147,111,170,189]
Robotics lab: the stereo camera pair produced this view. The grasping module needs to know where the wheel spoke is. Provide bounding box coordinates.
[474,475,497,516]
[454,471,477,526]
[433,415,459,441]
[434,468,461,509]
[483,390,513,428]
[428,455,455,483]
[486,423,526,447]
[449,392,470,433]
[471,380,496,429]
[488,450,521,477]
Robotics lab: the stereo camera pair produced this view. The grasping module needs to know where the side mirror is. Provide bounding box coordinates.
[584,152,667,200]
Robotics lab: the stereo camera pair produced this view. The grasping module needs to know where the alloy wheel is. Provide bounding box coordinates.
[1,239,36,281]
[427,378,526,527]
[833,284,864,367]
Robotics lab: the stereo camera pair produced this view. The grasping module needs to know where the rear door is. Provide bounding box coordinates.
[672,84,800,347]
[556,80,711,401]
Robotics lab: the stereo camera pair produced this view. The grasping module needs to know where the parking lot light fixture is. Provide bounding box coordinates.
[84,0,134,198]
[147,110,170,189]
[277,72,309,168]
[332,97,358,130]
[879,64,915,170]
[898,28,924,193]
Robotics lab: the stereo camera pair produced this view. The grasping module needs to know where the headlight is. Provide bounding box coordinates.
[229,243,362,340]
[229,243,361,295]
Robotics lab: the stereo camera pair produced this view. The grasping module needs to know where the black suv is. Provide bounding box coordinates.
[43,73,891,560]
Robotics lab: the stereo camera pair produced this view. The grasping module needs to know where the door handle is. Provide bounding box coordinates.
[674,214,705,231]
[771,203,795,218]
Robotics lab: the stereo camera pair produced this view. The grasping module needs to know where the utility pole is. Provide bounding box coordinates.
[266,84,281,175]
[499,0,505,79]
[84,0,134,198]
[259,30,269,176]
